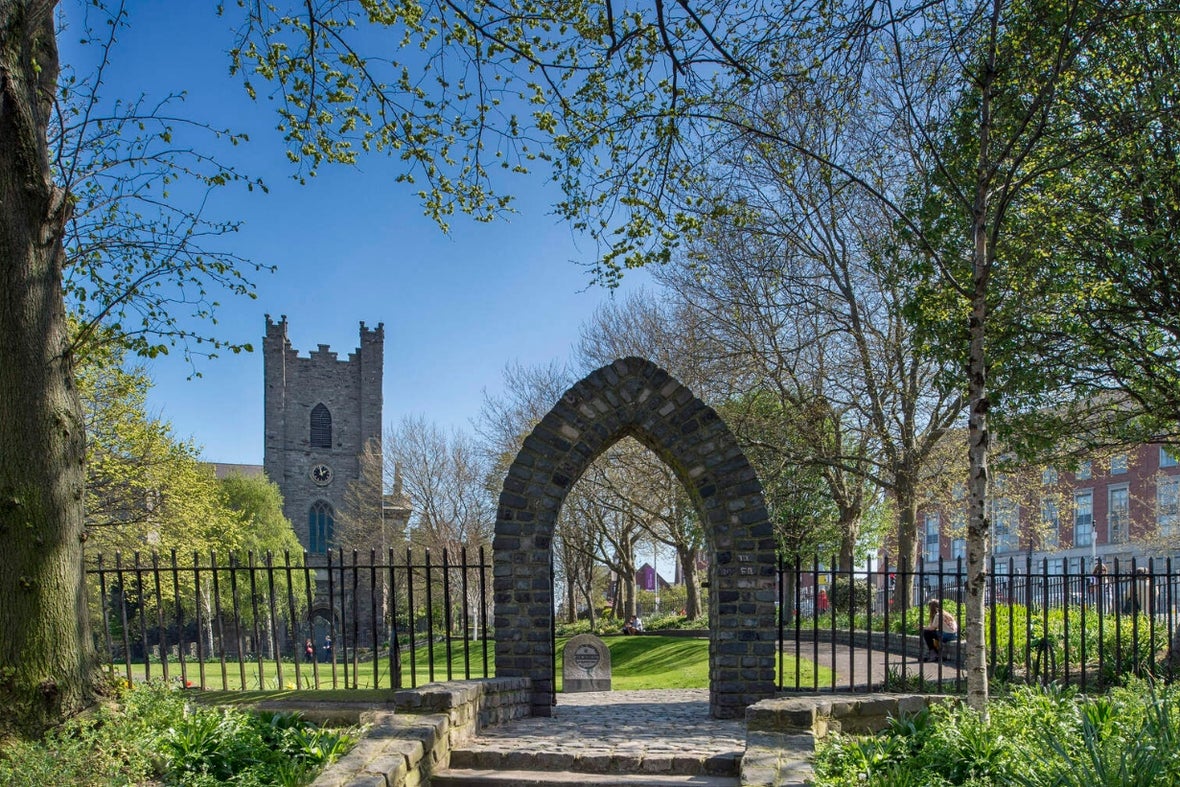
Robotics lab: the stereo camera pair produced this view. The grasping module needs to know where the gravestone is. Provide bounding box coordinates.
[562,633,611,692]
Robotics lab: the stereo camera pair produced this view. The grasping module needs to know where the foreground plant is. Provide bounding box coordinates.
[0,682,358,786]
[815,680,1180,786]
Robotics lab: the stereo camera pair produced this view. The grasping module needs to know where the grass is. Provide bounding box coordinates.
[110,634,831,692]
[562,635,707,690]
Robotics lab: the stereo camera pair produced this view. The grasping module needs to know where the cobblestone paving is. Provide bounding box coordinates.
[453,689,746,772]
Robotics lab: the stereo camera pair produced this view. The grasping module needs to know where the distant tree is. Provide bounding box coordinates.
[388,416,494,556]
[220,473,302,559]
[79,344,244,558]
[657,124,962,579]
[219,473,305,658]
[1000,11,1180,442]
[337,439,407,556]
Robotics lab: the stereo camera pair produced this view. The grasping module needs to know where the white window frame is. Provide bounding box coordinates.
[1159,477,1180,538]
[924,512,941,563]
[1040,497,1060,549]
[1074,490,1094,547]
[1162,446,1178,468]
[1078,461,1092,481]
[1042,467,1058,485]
[951,538,966,561]
[992,498,1020,554]
[1108,484,1130,544]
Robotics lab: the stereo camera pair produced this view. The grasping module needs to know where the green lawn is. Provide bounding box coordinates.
[110,634,831,692]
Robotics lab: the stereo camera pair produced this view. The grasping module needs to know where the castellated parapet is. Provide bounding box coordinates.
[263,315,383,552]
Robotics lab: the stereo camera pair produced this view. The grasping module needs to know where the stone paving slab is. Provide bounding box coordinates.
[448,689,746,777]
[431,769,741,786]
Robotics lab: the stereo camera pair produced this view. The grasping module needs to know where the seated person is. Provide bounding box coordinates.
[622,615,644,635]
[921,599,958,661]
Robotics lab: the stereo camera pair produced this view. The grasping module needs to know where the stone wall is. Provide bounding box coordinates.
[493,357,778,719]
[306,677,531,787]
[742,693,954,786]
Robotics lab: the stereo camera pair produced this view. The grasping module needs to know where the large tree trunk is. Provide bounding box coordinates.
[893,472,920,619]
[837,515,860,573]
[0,0,96,737]
[965,194,993,718]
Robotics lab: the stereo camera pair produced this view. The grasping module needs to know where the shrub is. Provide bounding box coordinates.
[829,577,876,612]
[814,681,1180,786]
[0,682,359,787]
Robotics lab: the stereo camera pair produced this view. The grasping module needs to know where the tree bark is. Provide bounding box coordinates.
[677,544,701,619]
[0,0,96,737]
[894,471,920,618]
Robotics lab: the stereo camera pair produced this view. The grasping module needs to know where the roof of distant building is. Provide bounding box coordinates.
[208,463,265,480]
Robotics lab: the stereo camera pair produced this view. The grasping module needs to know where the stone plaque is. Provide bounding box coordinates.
[562,633,611,692]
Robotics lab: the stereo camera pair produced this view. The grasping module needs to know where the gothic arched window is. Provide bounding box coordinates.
[308,501,335,553]
[310,403,332,448]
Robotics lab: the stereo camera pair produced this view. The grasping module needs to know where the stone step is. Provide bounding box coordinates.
[430,769,742,787]
[447,747,743,777]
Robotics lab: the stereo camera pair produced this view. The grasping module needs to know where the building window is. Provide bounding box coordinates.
[1111,454,1128,475]
[1159,478,1180,538]
[1047,558,1064,575]
[1077,461,1092,481]
[1074,490,1093,547]
[1040,498,1060,549]
[924,512,941,563]
[993,499,1019,553]
[310,404,332,448]
[1162,447,1179,469]
[1108,485,1129,543]
[1042,467,1058,485]
[951,538,966,561]
[309,501,335,553]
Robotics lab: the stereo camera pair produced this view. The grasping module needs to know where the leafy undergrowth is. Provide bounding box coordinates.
[0,682,360,786]
[815,678,1180,786]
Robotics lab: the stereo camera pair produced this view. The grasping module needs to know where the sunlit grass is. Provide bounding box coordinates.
[112,634,830,692]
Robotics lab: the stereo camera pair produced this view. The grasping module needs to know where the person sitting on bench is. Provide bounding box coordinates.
[921,599,958,661]
[622,614,644,635]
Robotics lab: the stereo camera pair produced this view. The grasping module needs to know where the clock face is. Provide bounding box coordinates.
[310,464,333,485]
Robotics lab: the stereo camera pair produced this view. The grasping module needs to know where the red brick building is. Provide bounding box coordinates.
[918,444,1180,577]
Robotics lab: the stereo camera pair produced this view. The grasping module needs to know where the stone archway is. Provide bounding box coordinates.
[493,357,777,720]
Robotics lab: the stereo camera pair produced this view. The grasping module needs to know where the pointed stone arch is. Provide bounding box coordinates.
[493,357,777,719]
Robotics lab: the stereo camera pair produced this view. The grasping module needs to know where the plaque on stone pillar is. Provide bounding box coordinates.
[562,633,611,692]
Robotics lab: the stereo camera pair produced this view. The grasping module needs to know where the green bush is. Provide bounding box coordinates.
[0,682,360,786]
[814,680,1180,786]
[829,577,876,612]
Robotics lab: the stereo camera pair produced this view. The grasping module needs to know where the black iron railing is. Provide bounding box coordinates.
[777,554,1180,694]
[88,548,1178,696]
[85,547,492,691]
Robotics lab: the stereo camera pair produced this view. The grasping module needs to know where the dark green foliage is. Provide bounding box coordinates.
[815,681,1180,786]
[829,577,876,613]
[0,682,358,786]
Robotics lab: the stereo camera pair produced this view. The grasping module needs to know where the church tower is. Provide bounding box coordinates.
[263,315,383,553]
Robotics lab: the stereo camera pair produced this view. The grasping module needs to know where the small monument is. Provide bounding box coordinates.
[562,633,611,692]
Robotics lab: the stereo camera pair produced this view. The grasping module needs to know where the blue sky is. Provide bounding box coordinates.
[61,2,652,464]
